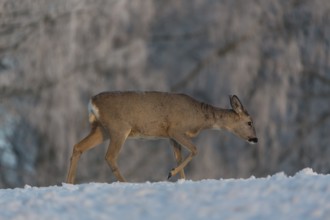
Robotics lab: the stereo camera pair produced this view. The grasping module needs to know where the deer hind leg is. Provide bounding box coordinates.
[168,133,197,179]
[170,139,186,179]
[105,128,130,182]
[66,123,107,184]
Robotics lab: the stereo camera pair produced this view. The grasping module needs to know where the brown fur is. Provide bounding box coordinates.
[66,91,257,183]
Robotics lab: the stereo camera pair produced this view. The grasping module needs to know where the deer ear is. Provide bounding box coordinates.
[230,95,244,114]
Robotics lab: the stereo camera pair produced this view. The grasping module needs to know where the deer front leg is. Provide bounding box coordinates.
[170,139,186,179]
[168,134,197,179]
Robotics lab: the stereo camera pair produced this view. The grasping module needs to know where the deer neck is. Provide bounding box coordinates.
[211,108,237,130]
[199,103,236,130]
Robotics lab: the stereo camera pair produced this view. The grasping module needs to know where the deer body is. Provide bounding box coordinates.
[67,91,258,183]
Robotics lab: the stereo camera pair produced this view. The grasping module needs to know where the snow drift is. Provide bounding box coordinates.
[0,168,329,220]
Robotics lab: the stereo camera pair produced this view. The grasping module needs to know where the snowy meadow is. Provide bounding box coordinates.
[0,168,329,220]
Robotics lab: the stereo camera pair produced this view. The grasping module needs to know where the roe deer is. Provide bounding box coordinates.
[66,91,258,183]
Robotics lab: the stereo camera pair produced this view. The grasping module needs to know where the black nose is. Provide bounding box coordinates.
[248,138,258,143]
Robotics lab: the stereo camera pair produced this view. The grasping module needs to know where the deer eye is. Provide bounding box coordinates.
[247,122,253,126]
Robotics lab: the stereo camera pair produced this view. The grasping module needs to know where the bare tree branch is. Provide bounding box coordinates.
[170,35,250,92]
[302,67,330,85]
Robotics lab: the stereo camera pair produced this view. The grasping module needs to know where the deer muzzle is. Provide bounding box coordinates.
[248,137,258,144]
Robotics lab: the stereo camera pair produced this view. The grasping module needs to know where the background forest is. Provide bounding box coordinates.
[0,0,330,188]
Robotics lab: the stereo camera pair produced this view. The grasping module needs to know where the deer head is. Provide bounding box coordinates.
[227,95,258,144]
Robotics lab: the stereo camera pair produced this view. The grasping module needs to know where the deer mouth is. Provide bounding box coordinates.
[248,137,258,144]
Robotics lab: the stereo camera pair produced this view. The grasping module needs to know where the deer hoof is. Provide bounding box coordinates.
[168,168,175,179]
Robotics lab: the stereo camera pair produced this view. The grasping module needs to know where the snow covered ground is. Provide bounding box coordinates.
[0,168,329,220]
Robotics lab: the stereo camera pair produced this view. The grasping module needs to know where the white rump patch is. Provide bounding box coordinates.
[88,99,100,121]
[212,124,222,130]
